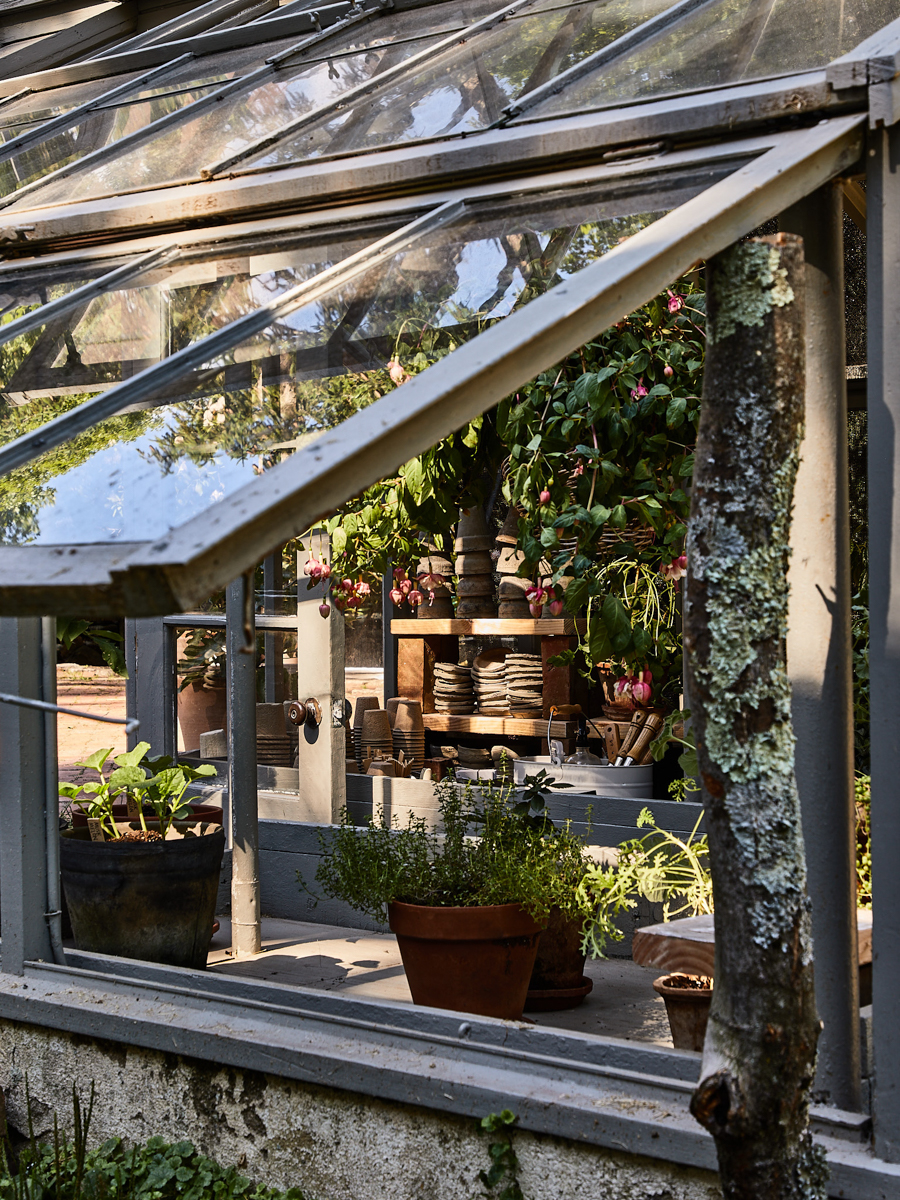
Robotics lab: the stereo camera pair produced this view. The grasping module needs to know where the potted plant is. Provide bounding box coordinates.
[313,778,570,1020]
[58,743,223,970]
[578,806,713,1050]
[177,626,227,751]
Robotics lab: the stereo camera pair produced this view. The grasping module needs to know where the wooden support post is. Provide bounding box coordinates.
[295,598,346,822]
[867,119,900,1162]
[0,617,52,973]
[227,577,260,959]
[780,184,860,1111]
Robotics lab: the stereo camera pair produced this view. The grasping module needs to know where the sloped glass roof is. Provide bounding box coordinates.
[0,165,735,544]
[516,0,900,118]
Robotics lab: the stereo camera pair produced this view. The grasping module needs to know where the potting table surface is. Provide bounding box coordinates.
[632,911,873,977]
[207,915,674,1045]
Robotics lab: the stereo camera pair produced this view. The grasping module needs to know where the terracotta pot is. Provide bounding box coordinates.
[388,900,544,1019]
[353,696,380,729]
[393,699,424,734]
[529,906,586,991]
[361,709,392,743]
[178,681,227,753]
[653,974,713,1051]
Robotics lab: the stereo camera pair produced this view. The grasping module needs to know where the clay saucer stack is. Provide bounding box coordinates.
[472,649,509,715]
[506,653,543,718]
[454,506,496,619]
[360,704,393,767]
[256,702,294,766]
[392,699,426,770]
[433,662,474,713]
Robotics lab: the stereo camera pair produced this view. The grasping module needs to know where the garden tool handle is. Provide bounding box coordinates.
[624,713,665,766]
[614,711,647,765]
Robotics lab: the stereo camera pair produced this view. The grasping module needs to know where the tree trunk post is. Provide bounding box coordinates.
[685,234,826,1199]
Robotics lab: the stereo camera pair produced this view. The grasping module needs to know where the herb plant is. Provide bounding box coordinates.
[578,807,712,958]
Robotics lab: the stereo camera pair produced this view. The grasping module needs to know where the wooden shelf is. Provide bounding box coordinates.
[422,714,575,737]
[391,618,586,635]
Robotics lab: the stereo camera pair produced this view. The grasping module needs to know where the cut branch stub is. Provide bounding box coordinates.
[685,234,826,1200]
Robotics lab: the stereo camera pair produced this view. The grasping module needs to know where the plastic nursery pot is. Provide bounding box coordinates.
[71,803,223,828]
[388,901,545,1020]
[652,973,713,1052]
[60,822,225,970]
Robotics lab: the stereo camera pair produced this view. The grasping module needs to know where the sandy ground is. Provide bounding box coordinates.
[56,664,127,786]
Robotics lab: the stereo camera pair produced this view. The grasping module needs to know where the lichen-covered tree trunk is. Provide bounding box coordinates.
[685,234,826,1199]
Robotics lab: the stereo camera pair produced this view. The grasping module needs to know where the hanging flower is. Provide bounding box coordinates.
[389,587,404,606]
[660,554,687,582]
[667,290,685,313]
[398,577,413,596]
[631,378,648,401]
[393,566,407,581]
[387,359,409,385]
[632,680,652,705]
[548,598,564,617]
[529,601,544,618]
[663,364,674,378]
[318,602,331,618]
[539,489,551,505]
[570,460,585,478]
[407,589,424,607]
[355,580,371,597]
[615,675,636,701]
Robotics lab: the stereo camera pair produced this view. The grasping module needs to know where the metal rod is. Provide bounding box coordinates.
[867,118,900,1162]
[0,199,463,478]
[202,0,535,177]
[40,618,66,966]
[0,4,381,215]
[0,246,180,351]
[0,57,195,166]
[0,690,141,734]
[495,0,717,124]
[226,575,261,958]
[91,0,278,59]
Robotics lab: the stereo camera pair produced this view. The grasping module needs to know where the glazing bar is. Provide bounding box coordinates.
[202,0,536,178]
[0,245,181,351]
[0,2,375,214]
[0,199,463,477]
[496,0,716,123]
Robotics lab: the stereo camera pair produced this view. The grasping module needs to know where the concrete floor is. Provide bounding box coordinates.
[208,916,673,1045]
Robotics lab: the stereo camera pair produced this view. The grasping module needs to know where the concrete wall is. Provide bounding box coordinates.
[0,1018,722,1200]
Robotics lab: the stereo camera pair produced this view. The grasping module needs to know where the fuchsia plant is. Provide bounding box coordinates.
[615,668,654,707]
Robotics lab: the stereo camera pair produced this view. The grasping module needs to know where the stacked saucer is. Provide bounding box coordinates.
[434,663,474,713]
[360,708,392,766]
[352,696,381,768]
[472,649,509,715]
[506,653,543,717]
[392,699,426,770]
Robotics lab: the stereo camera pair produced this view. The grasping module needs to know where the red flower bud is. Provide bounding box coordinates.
[539,489,551,505]
[318,602,331,618]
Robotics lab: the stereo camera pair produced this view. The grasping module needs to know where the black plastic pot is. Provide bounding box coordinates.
[60,823,224,970]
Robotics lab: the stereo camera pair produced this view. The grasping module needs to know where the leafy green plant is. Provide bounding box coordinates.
[578,807,711,958]
[475,1111,524,1200]
[856,774,872,909]
[58,743,216,839]
[57,618,128,678]
[0,1083,307,1199]
[177,626,227,691]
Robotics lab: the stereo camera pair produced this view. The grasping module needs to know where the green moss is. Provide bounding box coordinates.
[710,242,796,344]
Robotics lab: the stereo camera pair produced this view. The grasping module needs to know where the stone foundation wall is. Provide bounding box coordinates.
[0,1018,721,1200]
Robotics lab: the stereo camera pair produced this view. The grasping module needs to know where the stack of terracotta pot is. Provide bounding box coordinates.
[495,508,530,618]
[415,547,454,618]
[256,702,295,766]
[454,507,497,618]
[392,699,426,769]
[361,709,393,764]
[352,696,380,769]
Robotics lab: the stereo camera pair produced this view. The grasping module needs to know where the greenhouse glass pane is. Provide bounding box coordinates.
[0,167,738,545]
[6,0,502,209]
[243,0,679,166]
[0,75,146,131]
[523,0,900,117]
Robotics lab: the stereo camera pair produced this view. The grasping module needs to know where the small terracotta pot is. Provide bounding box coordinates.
[361,709,392,742]
[388,901,545,1020]
[393,699,425,733]
[653,974,713,1051]
[353,696,380,729]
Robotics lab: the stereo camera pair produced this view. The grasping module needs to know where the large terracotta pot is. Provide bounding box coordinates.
[178,681,227,752]
[60,823,225,970]
[388,900,544,1020]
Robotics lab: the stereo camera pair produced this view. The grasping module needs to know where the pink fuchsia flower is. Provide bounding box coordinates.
[387,359,408,386]
[389,587,404,606]
[339,578,355,593]
[332,596,347,612]
[393,566,407,581]
[529,601,545,619]
[663,364,674,378]
[548,598,564,617]
[318,602,331,618]
[614,675,637,700]
[355,580,371,597]
[661,555,687,582]
[398,577,413,596]
[539,489,551,505]
[571,460,585,478]
[304,556,329,581]
[631,378,648,401]
[632,680,652,705]
[407,589,424,607]
[667,290,685,313]
[525,585,546,603]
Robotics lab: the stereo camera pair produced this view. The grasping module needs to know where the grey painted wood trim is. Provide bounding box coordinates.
[827,16,900,89]
[1,71,858,248]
